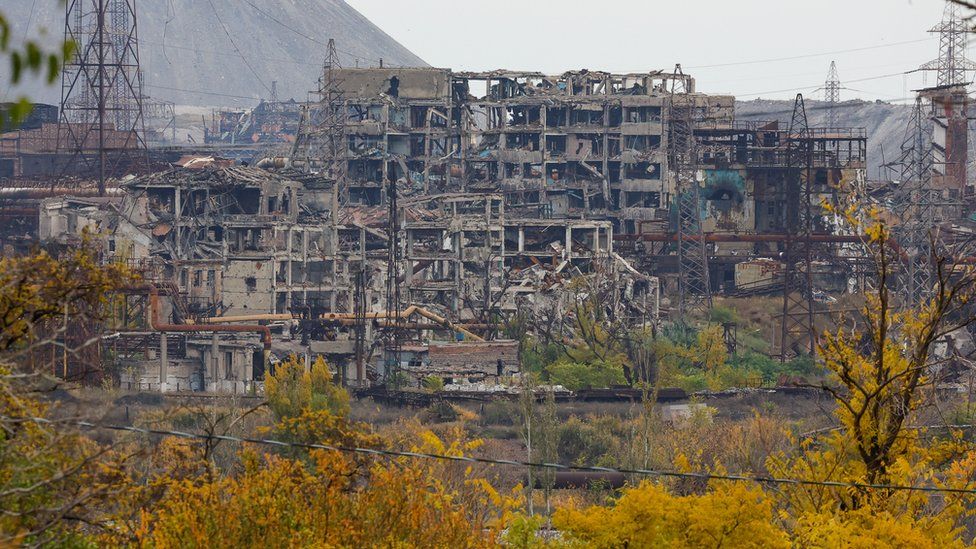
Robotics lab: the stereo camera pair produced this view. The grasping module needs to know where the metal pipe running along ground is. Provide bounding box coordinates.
[198,306,485,342]
[150,288,272,350]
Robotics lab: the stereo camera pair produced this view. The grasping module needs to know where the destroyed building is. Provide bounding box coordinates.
[337,68,733,235]
[33,63,872,393]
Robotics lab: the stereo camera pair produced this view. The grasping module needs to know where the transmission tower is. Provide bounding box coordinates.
[668,64,712,321]
[893,97,938,307]
[918,1,976,88]
[58,0,147,195]
[823,61,841,128]
[780,94,816,359]
[319,40,347,190]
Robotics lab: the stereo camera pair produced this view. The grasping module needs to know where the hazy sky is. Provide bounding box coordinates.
[346,0,958,103]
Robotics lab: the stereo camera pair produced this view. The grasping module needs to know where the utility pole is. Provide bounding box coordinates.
[917,1,974,192]
[893,97,937,307]
[384,176,403,388]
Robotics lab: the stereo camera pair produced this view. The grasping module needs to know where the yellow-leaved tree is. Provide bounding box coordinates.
[553,480,789,548]
[129,353,518,547]
[549,200,976,546]
[0,237,136,546]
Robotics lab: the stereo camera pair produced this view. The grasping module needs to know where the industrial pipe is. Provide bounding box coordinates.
[150,289,272,350]
[375,321,492,330]
[0,187,125,199]
[319,305,485,342]
[194,313,294,324]
[148,287,272,391]
[618,232,865,243]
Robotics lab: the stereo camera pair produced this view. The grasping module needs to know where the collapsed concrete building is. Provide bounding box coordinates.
[34,65,869,392]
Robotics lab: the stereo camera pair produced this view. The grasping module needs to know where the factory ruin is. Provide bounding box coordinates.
[5,4,975,395]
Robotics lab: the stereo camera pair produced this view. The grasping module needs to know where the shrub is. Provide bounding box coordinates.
[557,415,617,465]
[546,360,627,390]
[422,375,445,393]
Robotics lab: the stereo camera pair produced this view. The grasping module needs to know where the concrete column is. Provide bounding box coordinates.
[565,226,572,261]
[518,227,524,253]
[211,333,219,391]
[159,332,168,393]
[405,229,414,284]
[173,186,181,257]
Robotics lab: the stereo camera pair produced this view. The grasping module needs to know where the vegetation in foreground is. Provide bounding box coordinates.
[3,207,976,547]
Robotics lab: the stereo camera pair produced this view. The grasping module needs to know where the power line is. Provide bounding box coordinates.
[14,415,976,496]
[236,0,395,67]
[687,37,935,70]
[737,71,908,98]
[206,0,272,96]
[142,39,322,69]
[736,97,918,118]
[146,84,260,101]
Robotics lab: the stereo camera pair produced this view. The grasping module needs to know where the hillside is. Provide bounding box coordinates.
[2,0,427,107]
[736,99,915,180]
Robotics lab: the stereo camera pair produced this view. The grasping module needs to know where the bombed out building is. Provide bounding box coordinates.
[33,63,869,392]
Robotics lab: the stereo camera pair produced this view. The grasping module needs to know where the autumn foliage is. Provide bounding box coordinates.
[6,212,976,546]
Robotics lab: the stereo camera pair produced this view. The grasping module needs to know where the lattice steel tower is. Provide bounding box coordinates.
[893,98,937,307]
[59,0,146,195]
[918,2,976,87]
[823,61,841,128]
[780,94,816,359]
[319,40,347,190]
[668,64,712,320]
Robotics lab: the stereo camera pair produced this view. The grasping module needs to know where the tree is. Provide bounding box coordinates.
[815,206,976,490]
[553,480,789,548]
[0,239,135,545]
[265,354,349,420]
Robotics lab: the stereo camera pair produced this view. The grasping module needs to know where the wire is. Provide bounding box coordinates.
[239,0,327,47]
[237,0,395,67]
[145,84,258,101]
[736,71,908,98]
[141,39,322,69]
[14,415,976,496]
[687,37,935,70]
[206,0,273,96]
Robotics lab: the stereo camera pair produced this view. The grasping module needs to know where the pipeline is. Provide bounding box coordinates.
[319,305,485,342]
[195,313,293,324]
[149,287,272,352]
[620,232,865,243]
[198,306,486,341]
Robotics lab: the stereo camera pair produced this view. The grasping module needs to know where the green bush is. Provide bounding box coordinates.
[521,341,562,374]
[709,305,738,324]
[422,375,445,393]
[546,360,627,390]
[557,415,617,465]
